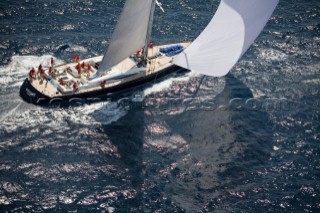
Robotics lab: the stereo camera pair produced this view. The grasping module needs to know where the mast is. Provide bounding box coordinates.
[143,0,156,63]
[98,0,154,73]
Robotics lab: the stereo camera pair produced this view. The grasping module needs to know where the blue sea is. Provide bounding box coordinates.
[0,0,319,212]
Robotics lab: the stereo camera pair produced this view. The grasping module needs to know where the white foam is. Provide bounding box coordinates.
[1,100,129,133]
[0,55,64,87]
[68,45,88,53]
[0,55,129,131]
[303,79,320,84]
[143,71,200,98]
[0,101,22,123]
[0,55,64,73]
[258,48,288,62]
[62,25,75,31]
[273,146,280,151]
[91,101,128,125]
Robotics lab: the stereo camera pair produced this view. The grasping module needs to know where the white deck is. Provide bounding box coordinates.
[29,42,190,98]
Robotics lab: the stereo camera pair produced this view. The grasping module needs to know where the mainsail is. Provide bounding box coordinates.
[98,0,155,73]
[173,0,279,77]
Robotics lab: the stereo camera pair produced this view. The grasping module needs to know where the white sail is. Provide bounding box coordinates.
[98,0,154,73]
[173,0,279,77]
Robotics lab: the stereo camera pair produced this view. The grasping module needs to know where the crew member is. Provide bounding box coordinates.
[58,78,64,85]
[73,82,78,91]
[29,67,36,79]
[50,57,55,66]
[100,80,106,87]
[77,67,81,76]
[149,41,154,48]
[73,54,80,62]
[48,67,52,76]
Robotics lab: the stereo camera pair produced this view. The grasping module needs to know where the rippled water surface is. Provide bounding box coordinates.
[0,0,319,212]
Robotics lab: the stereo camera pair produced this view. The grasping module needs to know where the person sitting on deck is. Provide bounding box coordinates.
[137,49,142,55]
[81,62,86,69]
[58,78,65,85]
[73,82,78,91]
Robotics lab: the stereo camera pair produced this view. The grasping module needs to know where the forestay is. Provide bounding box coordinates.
[173,0,279,77]
[98,0,154,73]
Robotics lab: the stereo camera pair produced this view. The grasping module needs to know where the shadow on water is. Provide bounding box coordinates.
[160,73,274,212]
[102,108,144,186]
[94,72,274,212]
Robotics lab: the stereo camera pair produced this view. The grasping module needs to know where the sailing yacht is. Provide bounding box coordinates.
[20,0,279,104]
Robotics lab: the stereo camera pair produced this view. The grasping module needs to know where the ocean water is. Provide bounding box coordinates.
[0,0,319,212]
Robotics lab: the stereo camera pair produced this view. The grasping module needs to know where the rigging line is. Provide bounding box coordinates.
[183,75,206,112]
[0,101,23,123]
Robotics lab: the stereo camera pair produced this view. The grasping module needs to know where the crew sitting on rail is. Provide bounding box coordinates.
[76,63,82,75]
[29,67,36,80]
[38,64,44,75]
[87,64,91,71]
[73,54,80,62]
[38,64,45,82]
[50,57,55,66]
[99,80,106,87]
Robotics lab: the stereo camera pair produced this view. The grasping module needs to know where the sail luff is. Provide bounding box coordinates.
[98,0,154,73]
[173,0,279,77]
